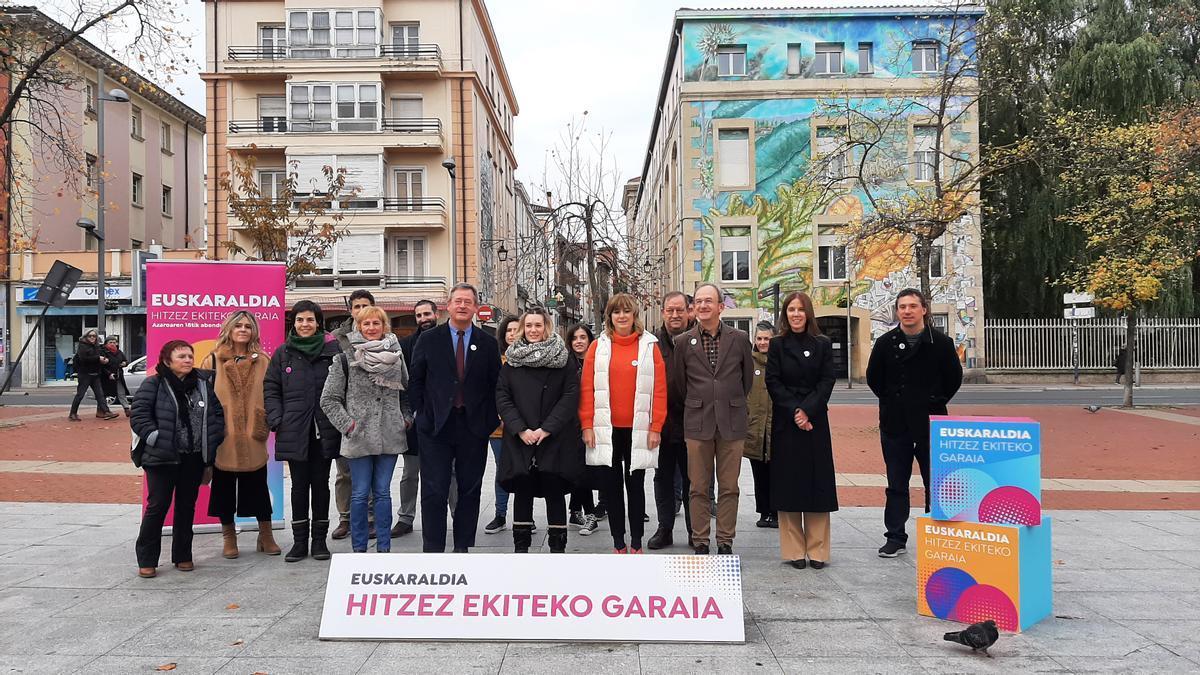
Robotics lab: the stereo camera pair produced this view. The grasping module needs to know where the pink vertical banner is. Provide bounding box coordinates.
[144,260,288,528]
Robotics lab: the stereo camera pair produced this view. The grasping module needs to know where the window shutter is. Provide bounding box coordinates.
[338,154,382,197]
[914,126,938,152]
[338,234,382,272]
[393,97,422,118]
[288,154,334,194]
[787,44,801,75]
[288,235,333,269]
[717,129,750,186]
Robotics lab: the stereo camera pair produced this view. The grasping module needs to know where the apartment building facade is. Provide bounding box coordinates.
[203,0,519,329]
[632,6,987,378]
[2,7,205,386]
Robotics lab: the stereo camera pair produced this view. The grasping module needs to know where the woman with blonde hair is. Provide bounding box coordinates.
[320,305,412,553]
[578,293,667,554]
[495,308,581,553]
[204,310,279,558]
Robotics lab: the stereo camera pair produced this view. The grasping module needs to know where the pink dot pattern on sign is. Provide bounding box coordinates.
[978,486,1042,526]
[950,584,1019,632]
[924,567,977,618]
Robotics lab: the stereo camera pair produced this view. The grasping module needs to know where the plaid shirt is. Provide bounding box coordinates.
[699,323,722,370]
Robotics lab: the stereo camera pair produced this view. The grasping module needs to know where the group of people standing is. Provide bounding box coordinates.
[126,280,962,577]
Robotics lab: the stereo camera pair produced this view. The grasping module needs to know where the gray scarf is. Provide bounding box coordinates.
[348,332,408,390]
[506,333,569,369]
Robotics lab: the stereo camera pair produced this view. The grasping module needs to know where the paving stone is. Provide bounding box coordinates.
[0,616,152,656]
[0,586,101,616]
[498,652,641,674]
[916,655,1069,673]
[55,588,208,618]
[0,654,97,673]
[1050,644,1200,673]
[108,617,276,658]
[639,655,783,673]
[757,619,899,658]
[81,656,232,674]
[214,656,371,674]
[776,656,926,673]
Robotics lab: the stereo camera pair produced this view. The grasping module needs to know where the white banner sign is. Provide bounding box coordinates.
[319,553,745,642]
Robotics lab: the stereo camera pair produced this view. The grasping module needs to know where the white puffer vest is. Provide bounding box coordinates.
[587,331,660,471]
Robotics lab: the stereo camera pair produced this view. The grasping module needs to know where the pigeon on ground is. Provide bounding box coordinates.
[1084,405,1102,413]
[944,620,999,657]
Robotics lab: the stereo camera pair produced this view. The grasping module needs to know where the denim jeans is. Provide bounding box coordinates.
[348,454,398,552]
[489,438,509,518]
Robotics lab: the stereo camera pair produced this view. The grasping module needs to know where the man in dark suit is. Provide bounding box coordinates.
[867,288,963,559]
[390,299,440,538]
[410,284,501,552]
[671,283,754,556]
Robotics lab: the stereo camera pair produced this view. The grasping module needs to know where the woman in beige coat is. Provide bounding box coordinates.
[204,310,280,558]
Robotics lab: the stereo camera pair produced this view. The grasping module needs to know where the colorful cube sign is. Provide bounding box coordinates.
[917,516,1052,632]
[930,416,1042,525]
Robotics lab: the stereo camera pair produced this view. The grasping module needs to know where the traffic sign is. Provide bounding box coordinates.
[476,304,495,322]
[1062,292,1094,305]
[757,283,780,301]
[1063,306,1096,319]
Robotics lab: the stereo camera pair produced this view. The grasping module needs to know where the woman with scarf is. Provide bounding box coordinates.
[495,308,582,553]
[203,311,279,559]
[483,315,522,535]
[101,335,133,416]
[264,300,343,562]
[130,339,225,578]
[320,305,412,553]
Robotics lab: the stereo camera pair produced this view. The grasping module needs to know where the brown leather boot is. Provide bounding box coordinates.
[222,524,239,559]
[256,521,281,555]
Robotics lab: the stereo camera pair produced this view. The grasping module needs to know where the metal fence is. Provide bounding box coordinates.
[985,317,1200,371]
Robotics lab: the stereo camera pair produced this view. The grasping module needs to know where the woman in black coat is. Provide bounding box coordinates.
[495,308,582,553]
[766,292,837,570]
[264,300,343,562]
[69,329,118,421]
[130,339,225,579]
[101,335,132,415]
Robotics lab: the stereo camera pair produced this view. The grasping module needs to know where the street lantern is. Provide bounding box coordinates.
[497,242,508,262]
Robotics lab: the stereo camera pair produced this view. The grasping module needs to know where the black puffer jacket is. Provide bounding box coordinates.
[495,358,582,496]
[264,337,342,461]
[130,371,225,467]
[74,339,105,376]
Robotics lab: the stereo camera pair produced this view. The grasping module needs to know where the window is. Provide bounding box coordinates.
[259,95,286,132]
[337,234,382,274]
[716,127,751,187]
[131,238,143,250]
[258,170,286,201]
[288,11,329,57]
[160,121,172,153]
[719,226,751,283]
[722,317,752,334]
[161,186,173,215]
[335,84,378,131]
[858,42,874,74]
[288,153,383,208]
[391,96,423,119]
[85,154,97,188]
[786,44,802,76]
[817,232,847,281]
[912,40,939,73]
[816,126,848,181]
[717,46,746,77]
[130,106,143,138]
[931,313,949,333]
[334,10,377,57]
[391,23,420,56]
[393,168,425,210]
[288,10,379,58]
[132,173,143,206]
[929,241,945,278]
[288,84,332,132]
[814,43,844,75]
[84,80,97,114]
[258,24,285,57]
[392,236,427,277]
[913,125,939,182]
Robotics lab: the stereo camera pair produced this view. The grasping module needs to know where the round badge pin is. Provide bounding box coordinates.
[690,338,698,345]
[631,360,639,367]
[470,344,477,351]
[899,343,906,350]
[285,367,292,374]
[804,350,811,357]
[198,401,205,408]
[755,369,761,376]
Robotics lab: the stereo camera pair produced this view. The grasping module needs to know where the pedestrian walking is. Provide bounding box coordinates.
[264,301,342,562]
[648,291,694,550]
[130,339,225,578]
[766,295,837,569]
[69,329,119,421]
[330,289,378,541]
[746,321,777,529]
[867,288,963,558]
[671,283,754,556]
[565,323,601,537]
[579,293,667,554]
[484,315,522,535]
[410,283,502,553]
[203,311,280,559]
[390,299,439,539]
[319,306,412,553]
[101,335,133,416]
[496,308,582,553]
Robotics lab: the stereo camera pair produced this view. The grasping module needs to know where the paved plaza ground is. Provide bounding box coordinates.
[1,402,1199,673]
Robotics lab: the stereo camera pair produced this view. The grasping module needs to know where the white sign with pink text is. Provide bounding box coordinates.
[318,553,745,642]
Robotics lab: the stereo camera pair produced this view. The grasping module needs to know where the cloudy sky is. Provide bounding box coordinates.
[42,0,825,194]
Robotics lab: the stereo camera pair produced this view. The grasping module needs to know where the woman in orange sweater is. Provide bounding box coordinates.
[579,293,667,553]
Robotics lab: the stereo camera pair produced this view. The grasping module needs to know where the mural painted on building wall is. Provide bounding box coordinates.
[685,16,982,359]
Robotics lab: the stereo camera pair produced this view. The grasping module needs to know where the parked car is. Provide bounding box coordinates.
[123,356,148,393]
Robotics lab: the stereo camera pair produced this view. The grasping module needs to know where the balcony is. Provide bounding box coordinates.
[226,117,443,151]
[228,197,447,230]
[290,275,448,297]
[224,44,442,76]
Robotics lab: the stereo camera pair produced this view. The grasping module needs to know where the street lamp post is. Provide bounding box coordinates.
[89,71,129,339]
[442,157,457,288]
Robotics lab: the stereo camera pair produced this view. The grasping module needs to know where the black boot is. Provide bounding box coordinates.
[549,527,568,553]
[513,523,533,553]
[284,520,309,563]
[311,520,331,561]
